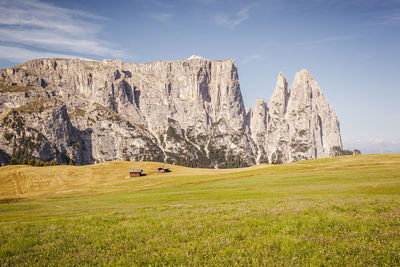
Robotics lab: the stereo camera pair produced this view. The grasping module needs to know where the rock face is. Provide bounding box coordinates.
[0,57,342,167]
[249,70,342,164]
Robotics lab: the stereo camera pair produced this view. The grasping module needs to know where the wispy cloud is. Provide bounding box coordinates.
[242,54,262,63]
[343,138,400,154]
[0,45,76,63]
[134,0,175,9]
[371,11,400,26]
[214,2,261,30]
[382,12,400,25]
[195,0,217,4]
[358,11,400,27]
[294,35,353,47]
[0,0,124,63]
[150,13,174,23]
[346,0,400,7]
[309,0,400,8]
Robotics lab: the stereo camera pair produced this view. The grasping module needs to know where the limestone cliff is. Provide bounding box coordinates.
[248,70,342,164]
[0,57,342,167]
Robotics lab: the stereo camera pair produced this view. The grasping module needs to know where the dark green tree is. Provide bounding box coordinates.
[10,158,18,165]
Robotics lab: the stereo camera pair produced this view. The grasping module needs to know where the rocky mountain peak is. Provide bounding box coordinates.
[291,69,314,89]
[0,57,342,167]
[289,69,325,108]
[269,72,289,118]
[276,72,288,91]
[188,55,206,60]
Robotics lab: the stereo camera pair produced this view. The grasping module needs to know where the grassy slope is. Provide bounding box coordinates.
[0,161,269,201]
[0,154,400,266]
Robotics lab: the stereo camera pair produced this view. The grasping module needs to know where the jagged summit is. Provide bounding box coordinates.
[292,69,315,86]
[269,72,289,117]
[275,72,288,90]
[187,55,206,60]
[0,57,342,167]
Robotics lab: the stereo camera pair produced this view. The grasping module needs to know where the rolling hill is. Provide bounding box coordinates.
[1,154,400,265]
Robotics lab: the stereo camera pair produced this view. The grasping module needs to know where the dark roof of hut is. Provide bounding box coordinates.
[158,167,169,170]
[129,169,143,173]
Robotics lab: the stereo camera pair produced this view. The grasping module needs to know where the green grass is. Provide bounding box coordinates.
[1,154,400,266]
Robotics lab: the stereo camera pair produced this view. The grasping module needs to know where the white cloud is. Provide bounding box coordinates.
[195,0,217,4]
[214,3,261,30]
[0,0,124,63]
[134,0,175,9]
[294,35,353,47]
[368,138,386,143]
[242,54,262,63]
[380,12,400,25]
[0,45,77,63]
[150,13,174,23]
[359,11,400,27]
[343,138,400,154]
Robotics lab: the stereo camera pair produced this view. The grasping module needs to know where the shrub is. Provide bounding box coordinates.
[3,132,14,141]
[331,146,361,156]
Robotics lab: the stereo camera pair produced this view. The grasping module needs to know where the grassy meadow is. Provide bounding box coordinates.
[1,154,400,265]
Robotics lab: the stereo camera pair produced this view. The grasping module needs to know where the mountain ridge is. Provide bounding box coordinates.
[0,57,342,167]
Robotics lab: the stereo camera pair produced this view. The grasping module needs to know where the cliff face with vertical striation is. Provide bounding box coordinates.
[0,56,342,167]
[248,70,342,164]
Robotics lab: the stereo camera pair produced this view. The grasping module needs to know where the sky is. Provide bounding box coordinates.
[0,0,399,154]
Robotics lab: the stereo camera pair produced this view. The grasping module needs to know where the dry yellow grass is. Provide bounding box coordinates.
[0,161,269,201]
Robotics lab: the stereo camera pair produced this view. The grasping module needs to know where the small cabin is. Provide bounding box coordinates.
[129,169,143,177]
[158,167,170,173]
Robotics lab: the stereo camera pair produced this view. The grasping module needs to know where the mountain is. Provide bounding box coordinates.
[0,57,342,167]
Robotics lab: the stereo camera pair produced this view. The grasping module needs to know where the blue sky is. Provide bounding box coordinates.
[0,0,399,153]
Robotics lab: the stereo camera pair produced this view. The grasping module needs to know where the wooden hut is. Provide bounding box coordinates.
[158,167,170,173]
[129,169,143,177]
